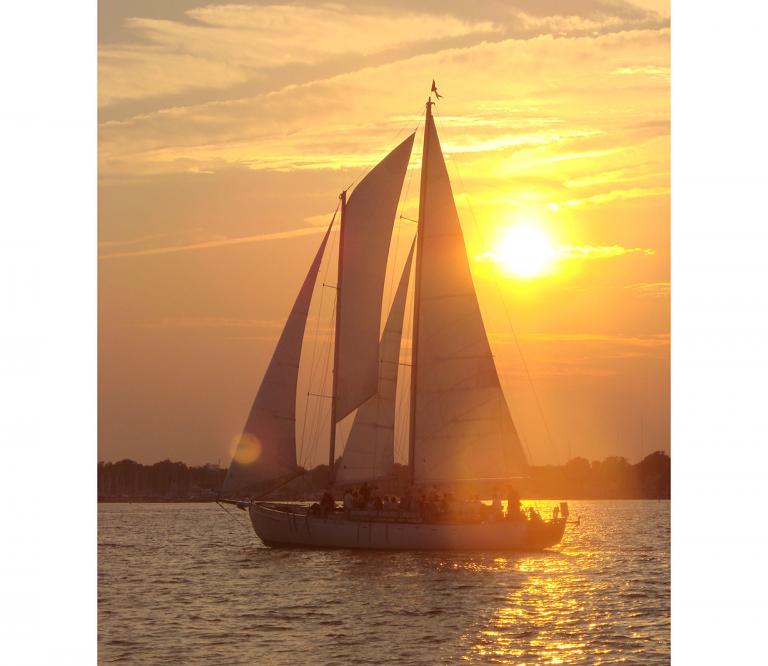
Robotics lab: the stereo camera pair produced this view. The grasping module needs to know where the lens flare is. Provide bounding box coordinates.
[233,434,262,464]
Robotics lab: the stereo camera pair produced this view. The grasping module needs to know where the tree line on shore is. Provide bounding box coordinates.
[98,450,669,501]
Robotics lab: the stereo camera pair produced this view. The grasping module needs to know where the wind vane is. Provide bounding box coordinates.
[431,80,443,99]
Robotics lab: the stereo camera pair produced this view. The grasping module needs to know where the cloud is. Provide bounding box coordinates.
[513,332,669,348]
[133,317,286,330]
[626,281,670,297]
[560,244,655,260]
[99,223,331,260]
[492,331,670,378]
[99,5,499,106]
[99,26,669,178]
[98,230,188,249]
[476,243,655,271]
[561,186,669,207]
[132,316,336,337]
[612,65,669,78]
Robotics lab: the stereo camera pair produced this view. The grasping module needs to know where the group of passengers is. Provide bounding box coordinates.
[312,482,545,524]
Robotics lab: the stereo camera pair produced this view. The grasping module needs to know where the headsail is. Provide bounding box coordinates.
[410,108,528,483]
[334,133,415,420]
[336,239,415,485]
[222,223,332,495]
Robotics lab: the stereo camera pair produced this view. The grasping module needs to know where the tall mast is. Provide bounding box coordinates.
[328,189,347,487]
[408,97,433,485]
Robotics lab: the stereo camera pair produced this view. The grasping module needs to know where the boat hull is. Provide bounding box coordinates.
[248,503,567,551]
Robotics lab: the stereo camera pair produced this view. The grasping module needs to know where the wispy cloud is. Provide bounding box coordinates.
[99,224,330,260]
[612,65,670,78]
[99,26,669,176]
[133,317,286,330]
[626,281,670,298]
[98,229,200,249]
[560,244,655,260]
[513,332,669,348]
[476,243,655,270]
[562,186,669,207]
[99,5,499,106]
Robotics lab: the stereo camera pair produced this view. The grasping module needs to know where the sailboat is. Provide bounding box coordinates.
[220,92,568,551]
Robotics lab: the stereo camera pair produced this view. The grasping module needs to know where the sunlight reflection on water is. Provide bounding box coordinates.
[99,500,669,665]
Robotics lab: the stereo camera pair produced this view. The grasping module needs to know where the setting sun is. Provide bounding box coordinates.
[487,224,558,278]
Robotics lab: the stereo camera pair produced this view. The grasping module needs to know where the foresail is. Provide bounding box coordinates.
[336,240,415,485]
[412,113,528,483]
[222,223,332,496]
[335,133,415,420]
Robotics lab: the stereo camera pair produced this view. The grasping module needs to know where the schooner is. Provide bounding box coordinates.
[220,92,568,550]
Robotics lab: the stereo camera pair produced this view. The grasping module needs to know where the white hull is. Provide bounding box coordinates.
[249,503,567,551]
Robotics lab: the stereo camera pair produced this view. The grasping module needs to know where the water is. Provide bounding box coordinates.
[98,500,669,664]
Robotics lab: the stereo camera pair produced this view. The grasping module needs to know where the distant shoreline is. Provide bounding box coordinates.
[99,451,670,502]
[98,497,671,503]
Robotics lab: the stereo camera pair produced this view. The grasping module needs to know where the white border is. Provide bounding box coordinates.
[673,1,768,662]
[3,1,768,662]
[0,1,95,663]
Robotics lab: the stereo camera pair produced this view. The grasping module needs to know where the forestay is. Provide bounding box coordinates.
[412,113,528,483]
[334,134,415,420]
[222,223,332,495]
[336,240,415,485]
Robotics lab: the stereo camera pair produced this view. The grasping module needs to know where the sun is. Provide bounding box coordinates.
[490,223,558,278]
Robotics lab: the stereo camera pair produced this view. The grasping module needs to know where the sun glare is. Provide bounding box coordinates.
[491,224,558,278]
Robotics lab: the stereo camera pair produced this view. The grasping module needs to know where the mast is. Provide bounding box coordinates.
[328,189,347,486]
[408,97,433,485]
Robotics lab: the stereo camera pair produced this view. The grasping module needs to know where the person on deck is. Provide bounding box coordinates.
[343,488,354,516]
[360,482,371,507]
[491,487,502,520]
[319,490,334,517]
[417,492,427,519]
[471,495,485,521]
[506,487,523,522]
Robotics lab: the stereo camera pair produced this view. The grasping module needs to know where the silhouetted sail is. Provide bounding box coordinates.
[336,240,415,485]
[411,112,528,483]
[222,223,332,495]
[334,134,415,420]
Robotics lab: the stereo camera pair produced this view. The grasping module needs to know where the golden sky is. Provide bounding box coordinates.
[99,0,669,467]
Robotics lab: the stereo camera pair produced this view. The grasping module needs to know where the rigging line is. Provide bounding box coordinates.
[345,103,425,193]
[297,202,340,464]
[431,105,559,466]
[216,501,249,531]
[299,230,338,467]
[302,295,336,471]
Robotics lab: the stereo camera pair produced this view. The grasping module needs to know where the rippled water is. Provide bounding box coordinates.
[98,500,669,664]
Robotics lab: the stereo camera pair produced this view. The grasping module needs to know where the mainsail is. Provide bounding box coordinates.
[336,240,415,485]
[223,96,532,499]
[410,106,529,483]
[334,133,415,420]
[222,223,332,495]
